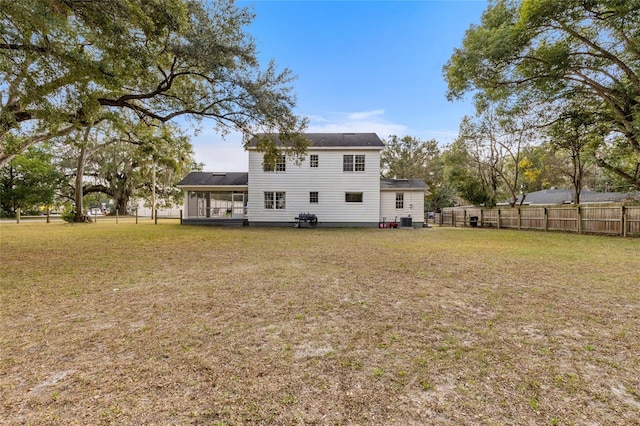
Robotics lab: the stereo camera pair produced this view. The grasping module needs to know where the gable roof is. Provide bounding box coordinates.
[381,178,429,191]
[514,188,640,205]
[177,172,248,187]
[249,133,385,148]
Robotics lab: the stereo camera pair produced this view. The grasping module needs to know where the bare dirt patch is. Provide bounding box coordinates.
[1,223,639,424]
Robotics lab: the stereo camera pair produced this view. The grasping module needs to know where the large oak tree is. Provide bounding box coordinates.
[0,0,307,167]
[444,0,640,189]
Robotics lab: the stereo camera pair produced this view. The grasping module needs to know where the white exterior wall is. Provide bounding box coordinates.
[247,148,382,225]
[380,190,425,226]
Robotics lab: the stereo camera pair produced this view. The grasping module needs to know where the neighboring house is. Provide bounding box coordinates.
[176,133,429,227]
[131,198,183,217]
[512,188,640,205]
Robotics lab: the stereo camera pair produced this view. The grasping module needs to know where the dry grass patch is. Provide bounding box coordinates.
[1,222,639,425]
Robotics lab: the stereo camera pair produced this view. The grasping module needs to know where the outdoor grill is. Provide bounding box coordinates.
[294,213,318,228]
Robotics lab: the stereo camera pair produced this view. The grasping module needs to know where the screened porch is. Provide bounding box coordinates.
[185,191,248,220]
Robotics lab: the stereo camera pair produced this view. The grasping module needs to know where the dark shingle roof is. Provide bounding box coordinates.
[516,189,640,204]
[177,172,248,186]
[380,178,429,191]
[249,133,385,148]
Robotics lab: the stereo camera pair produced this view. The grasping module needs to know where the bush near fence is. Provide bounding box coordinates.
[440,204,640,237]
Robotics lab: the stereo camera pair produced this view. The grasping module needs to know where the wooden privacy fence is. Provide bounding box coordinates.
[440,205,640,237]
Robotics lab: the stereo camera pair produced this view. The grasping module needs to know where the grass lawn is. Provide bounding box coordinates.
[1,222,639,425]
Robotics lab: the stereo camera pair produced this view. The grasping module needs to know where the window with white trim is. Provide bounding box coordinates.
[343,154,365,172]
[396,192,404,209]
[343,155,354,172]
[310,191,319,203]
[263,155,286,172]
[264,192,274,209]
[310,154,318,168]
[345,192,363,203]
[264,192,286,209]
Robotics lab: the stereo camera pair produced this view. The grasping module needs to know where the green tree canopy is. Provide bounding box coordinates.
[0,144,63,216]
[443,137,500,207]
[381,135,455,211]
[0,0,307,167]
[54,115,197,219]
[85,122,198,215]
[444,0,640,189]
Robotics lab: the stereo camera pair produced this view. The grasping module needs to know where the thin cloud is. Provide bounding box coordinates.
[190,110,420,171]
[346,109,385,120]
[306,110,407,139]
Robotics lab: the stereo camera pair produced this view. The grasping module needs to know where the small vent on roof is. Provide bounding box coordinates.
[212,172,226,176]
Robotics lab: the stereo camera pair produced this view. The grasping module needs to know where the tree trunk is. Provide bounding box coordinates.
[151,157,156,219]
[116,194,129,216]
[571,149,584,205]
[73,128,91,222]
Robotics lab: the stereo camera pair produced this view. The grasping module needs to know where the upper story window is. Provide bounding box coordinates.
[343,154,365,172]
[263,155,286,172]
[310,154,318,168]
[396,193,404,209]
[343,155,353,172]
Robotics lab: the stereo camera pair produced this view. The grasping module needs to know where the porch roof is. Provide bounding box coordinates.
[177,172,248,187]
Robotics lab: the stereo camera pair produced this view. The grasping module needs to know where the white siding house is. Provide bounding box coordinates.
[177,133,428,227]
[248,149,382,226]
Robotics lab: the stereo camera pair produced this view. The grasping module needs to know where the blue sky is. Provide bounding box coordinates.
[193,0,488,171]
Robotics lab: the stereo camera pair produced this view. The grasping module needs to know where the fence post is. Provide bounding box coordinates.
[135,208,138,224]
[543,207,548,232]
[154,209,158,225]
[517,207,522,230]
[116,210,119,224]
[16,208,20,224]
[463,209,467,227]
[622,206,626,237]
[497,208,501,229]
[480,208,484,228]
[180,209,183,225]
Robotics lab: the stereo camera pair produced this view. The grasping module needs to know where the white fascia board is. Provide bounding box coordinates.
[380,188,429,193]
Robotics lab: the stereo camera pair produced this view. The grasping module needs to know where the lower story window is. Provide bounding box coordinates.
[264,192,286,209]
[310,191,319,203]
[345,192,363,203]
[396,192,404,209]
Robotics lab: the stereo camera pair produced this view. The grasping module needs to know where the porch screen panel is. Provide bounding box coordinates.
[210,192,232,217]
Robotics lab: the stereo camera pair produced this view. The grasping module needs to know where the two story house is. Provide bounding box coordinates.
[177,133,428,227]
